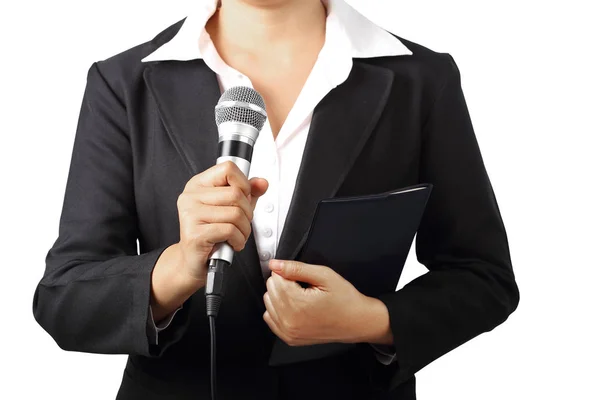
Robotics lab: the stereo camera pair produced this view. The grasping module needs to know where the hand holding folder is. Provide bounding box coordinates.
[269,183,433,366]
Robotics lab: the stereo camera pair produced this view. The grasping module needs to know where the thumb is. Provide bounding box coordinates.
[248,177,269,209]
[270,260,329,286]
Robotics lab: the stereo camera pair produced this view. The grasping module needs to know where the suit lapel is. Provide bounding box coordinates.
[143,60,220,176]
[143,60,267,307]
[275,62,395,262]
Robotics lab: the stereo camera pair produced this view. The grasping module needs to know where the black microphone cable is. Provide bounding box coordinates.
[205,258,228,400]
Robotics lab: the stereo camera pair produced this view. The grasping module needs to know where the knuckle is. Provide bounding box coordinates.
[324,267,336,279]
[222,160,236,173]
[186,173,203,190]
[224,223,237,237]
[290,263,301,276]
[234,240,245,252]
[242,223,251,240]
[176,193,188,209]
[266,277,276,292]
[230,186,245,204]
[282,326,300,346]
[233,207,246,221]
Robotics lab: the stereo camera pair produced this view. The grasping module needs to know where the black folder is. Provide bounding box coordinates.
[268,183,433,366]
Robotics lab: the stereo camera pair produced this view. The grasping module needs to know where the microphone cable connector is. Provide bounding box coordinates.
[205,258,227,317]
[205,258,229,400]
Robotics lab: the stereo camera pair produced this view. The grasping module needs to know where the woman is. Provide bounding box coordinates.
[32,0,519,399]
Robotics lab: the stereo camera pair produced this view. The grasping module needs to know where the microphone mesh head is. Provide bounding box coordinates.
[215,86,267,131]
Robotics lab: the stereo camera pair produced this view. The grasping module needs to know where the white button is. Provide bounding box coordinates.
[259,251,272,261]
[264,203,274,213]
[237,74,244,80]
[263,227,273,238]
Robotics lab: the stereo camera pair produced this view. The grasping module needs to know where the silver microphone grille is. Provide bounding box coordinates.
[215,86,267,131]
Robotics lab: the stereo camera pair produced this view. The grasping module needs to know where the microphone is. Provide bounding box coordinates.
[204,86,267,400]
[205,86,267,317]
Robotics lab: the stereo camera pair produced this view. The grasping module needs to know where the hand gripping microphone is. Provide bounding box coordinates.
[205,86,267,318]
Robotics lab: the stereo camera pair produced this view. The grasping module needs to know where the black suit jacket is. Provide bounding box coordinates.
[32,19,519,400]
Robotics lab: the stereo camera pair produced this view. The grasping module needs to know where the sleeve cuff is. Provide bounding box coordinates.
[370,343,397,365]
[146,304,183,346]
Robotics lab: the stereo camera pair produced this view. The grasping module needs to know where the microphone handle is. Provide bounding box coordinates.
[209,155,252,265]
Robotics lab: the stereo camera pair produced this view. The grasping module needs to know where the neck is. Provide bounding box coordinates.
[208,0,326,55]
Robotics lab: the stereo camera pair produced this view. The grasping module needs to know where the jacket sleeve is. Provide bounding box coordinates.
[370,344,397,365]
[146,305,183,346]
[378,54,520,389]
[32,62,192,358]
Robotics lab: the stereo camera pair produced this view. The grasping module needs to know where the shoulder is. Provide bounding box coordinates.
[85,18,186,94]
[360,34,461,94]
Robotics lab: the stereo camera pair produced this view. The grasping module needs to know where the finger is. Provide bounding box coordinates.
[192,205,252,239]
[248,178,269,210]
[267,272,297,295]
[197,223,247,252]
[263,311,288,343]
[263,311,310,347]
[187,161,251,196]
[263,292,281,325]
[269,260,331,287]
[265,275,285,304]
[182,187,253,221]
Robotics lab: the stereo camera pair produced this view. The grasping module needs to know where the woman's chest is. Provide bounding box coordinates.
[249,70,313,139]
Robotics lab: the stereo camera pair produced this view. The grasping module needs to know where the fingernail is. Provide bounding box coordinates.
[270,260,283,271]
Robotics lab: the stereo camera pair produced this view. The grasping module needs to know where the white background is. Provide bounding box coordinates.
[1,0,598,399]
